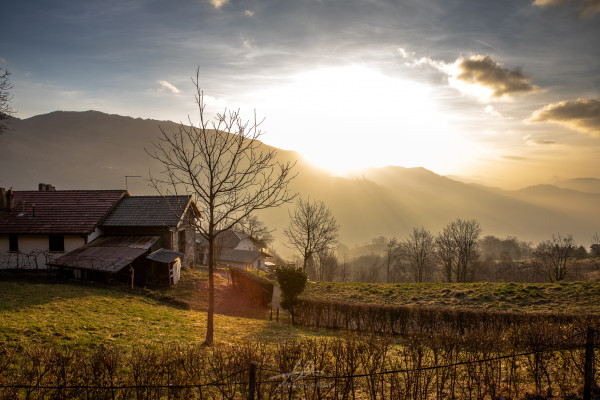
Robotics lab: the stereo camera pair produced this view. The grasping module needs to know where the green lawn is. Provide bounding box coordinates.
[303,280,600,314]
[0,278,335,350]
[4,273,599,351]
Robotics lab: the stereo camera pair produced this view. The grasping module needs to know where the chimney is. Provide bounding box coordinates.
[0,188,6,209]
[39,183,56,191]
[48,184,56,191]
[7,189,14,210]
[39,183,46,191]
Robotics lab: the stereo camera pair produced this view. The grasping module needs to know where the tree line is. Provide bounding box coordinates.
[295,217,600,284]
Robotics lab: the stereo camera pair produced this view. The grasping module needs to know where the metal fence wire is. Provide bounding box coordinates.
[0,327,597,400]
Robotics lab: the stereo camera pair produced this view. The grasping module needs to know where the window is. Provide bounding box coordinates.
[49,235,64,252]
[8,234,18,252]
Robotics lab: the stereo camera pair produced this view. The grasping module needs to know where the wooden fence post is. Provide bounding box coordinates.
[584,326,595,400]
[276,307,279,322]
[248,361,257,400]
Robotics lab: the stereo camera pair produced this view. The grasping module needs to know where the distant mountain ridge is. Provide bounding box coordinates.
[1,111,598,250]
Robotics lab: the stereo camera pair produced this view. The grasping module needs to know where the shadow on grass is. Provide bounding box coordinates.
[0,276,127,312]
[147,267,272,320]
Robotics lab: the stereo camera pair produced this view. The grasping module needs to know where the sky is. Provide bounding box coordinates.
[1,0,599,189]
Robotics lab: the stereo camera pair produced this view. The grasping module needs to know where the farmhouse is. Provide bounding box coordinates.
[1,185,201,286]
[52,195,200,285]
[196,230,270,271]
[0,185,127,270]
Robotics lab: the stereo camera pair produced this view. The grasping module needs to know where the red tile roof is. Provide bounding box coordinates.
[0,190,128,235]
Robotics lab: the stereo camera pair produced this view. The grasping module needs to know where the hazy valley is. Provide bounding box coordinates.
[2,110,599,252]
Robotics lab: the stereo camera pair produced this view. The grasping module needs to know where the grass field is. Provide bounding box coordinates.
[3,271,600,351]
[0,272,334,350]
[303,280,600,314]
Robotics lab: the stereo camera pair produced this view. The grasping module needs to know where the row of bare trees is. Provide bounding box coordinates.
[300,224,599,284]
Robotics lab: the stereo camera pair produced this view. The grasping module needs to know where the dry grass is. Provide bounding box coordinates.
[0,274,336,350]
[303,280,600,314]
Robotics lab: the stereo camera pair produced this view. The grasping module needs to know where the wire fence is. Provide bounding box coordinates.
[0,327,597,399]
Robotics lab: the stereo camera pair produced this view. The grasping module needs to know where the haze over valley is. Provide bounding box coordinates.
[2,111,598,254]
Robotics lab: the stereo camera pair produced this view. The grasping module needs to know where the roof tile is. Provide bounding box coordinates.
[0,190,128,234]
[101,195,194,227]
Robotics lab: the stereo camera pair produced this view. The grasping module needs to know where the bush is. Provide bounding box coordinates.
[229,267,273,306]
[275,265,308,324]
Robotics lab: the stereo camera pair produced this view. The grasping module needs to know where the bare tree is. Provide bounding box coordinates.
[284,197,340,271]
[316,249,339,281]
[436,227,456,283]
[591,232,600,258]
[1,68,16,134]
[450,219,481,282]
[534,233,577,282]
[385,237,398,283]
[147,69,296,345]
[400,227,436,283]
[232,214,274,248]
[436,219,481,282]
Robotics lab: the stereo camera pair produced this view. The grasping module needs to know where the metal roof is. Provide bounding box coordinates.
[147,248,184,264]
[50,235,159,272]
[0,190,128,235]
[219,249,263,264]
[101,195,198,227]
[196,230,253,249]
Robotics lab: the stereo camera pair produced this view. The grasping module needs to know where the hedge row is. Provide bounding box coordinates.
[229,267,273,306]
[293,297,600,339]
[0,330,596,399]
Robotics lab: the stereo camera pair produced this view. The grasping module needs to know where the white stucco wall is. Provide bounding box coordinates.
[0,235,86,270]
[236,237,255,251]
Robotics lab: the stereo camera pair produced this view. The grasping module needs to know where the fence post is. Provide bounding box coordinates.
[248,361,257,400]
[276,307,279,322]
[584,326,595,400]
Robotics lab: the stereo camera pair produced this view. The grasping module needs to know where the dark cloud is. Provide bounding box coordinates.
[450,55,539,99]
[533,0,600,18]
[530,99,600,136]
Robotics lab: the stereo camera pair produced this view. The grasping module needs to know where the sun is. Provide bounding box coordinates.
[249,65,475,176]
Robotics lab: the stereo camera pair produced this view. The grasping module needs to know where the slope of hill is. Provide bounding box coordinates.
[1,111,598,251]
[553,178,600,194]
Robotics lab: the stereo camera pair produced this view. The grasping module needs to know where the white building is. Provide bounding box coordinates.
[196,230,270,271]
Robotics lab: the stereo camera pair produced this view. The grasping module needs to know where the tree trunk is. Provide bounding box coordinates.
[205,234,215,345]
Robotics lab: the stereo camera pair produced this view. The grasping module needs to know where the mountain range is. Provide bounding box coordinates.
[1,111,599,253]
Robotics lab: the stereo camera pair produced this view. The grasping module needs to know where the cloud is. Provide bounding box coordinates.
[209,0,228,9]
[447,55,539,100]
[484,105,502,117]
[157,80,180,94]
[529,98,600,136]
[244,10,255,17]
[501,155,527,161]
[242,38,252,49]
[533,0,600,18]
[529,139,556,145]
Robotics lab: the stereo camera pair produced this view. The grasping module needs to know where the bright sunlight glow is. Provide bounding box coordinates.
[242,65,480,176]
